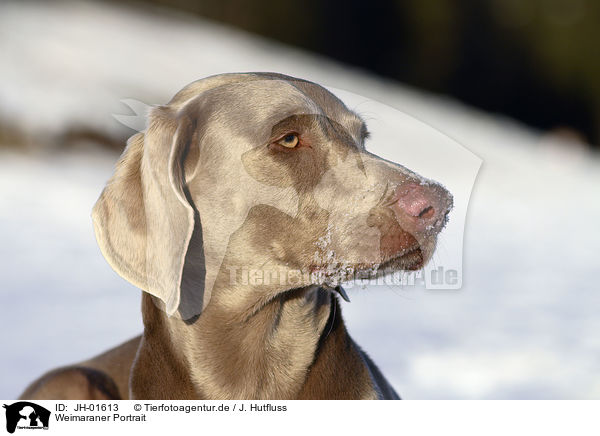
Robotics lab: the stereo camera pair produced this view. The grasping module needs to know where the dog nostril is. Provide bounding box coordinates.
[418,206,435,219]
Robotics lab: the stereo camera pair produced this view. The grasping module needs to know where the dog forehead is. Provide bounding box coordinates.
[178,80,316,141]
[179,76,361,134]
[274,79,367,139]
[198,79,318,113]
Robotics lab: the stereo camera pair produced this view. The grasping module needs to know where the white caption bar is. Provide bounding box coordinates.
[1,400,598,436]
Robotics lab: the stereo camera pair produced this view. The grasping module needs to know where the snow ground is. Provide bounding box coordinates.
[1,1,600,399]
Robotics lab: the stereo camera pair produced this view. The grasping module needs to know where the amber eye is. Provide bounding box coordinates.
[276,133,299,148]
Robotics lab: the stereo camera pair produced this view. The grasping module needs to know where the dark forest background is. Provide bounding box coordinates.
[129,0,600,149]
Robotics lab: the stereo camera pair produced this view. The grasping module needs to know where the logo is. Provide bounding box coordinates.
[3,402,50,433]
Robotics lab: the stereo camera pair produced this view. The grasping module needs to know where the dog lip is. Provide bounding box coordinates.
[307,244,424,278]
[378,244,423,271]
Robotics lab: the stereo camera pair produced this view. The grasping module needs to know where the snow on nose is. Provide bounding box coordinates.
[393,182,452,233]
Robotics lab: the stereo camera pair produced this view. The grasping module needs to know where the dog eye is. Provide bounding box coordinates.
[276,134,299,148]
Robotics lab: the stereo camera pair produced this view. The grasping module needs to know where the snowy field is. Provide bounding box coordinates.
[1,1,600,399]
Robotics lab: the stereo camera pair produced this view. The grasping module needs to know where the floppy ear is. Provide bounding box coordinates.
[92,107,201,317]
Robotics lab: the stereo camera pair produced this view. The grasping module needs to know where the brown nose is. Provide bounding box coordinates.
[393,182,452,233]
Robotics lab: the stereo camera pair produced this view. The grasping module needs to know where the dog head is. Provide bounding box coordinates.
[92,73,452,318]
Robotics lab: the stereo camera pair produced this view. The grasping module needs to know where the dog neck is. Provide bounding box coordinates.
[131,284,378,399]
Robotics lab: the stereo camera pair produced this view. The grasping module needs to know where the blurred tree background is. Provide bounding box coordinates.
[131,0,600,148]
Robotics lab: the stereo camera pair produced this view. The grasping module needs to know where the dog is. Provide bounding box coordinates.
[20,73,452,400]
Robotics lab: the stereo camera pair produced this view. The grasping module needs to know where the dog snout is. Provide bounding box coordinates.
[392,182,452,234]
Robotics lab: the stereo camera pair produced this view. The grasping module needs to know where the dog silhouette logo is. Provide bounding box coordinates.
[3,402,50,433]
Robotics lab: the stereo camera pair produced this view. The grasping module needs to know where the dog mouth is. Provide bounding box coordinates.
[377,244,423,272]
[307,244,424,285]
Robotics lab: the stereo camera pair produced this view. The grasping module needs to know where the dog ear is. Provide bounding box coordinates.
[92,107,202,317]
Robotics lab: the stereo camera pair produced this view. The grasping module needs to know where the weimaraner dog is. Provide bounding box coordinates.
[20,73,452,400]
